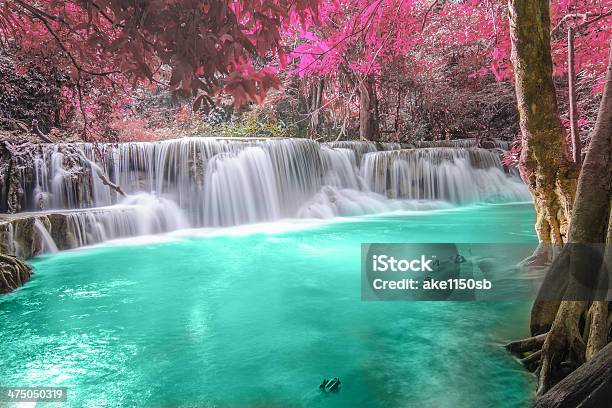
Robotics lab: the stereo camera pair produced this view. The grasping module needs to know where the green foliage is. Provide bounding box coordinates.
[219,115,287,138]
[187,105,287,138]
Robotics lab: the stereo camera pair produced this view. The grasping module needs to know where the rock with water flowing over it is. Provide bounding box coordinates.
[0,193,188,259]
[359,148,527,203]
[411,138,511,150]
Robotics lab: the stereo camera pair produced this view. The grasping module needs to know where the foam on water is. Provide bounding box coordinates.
[172,219,339,238]
[297,186,453,218]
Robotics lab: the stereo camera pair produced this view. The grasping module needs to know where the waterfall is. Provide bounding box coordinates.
[201,140,324,226]
[24,138,324,219]
[320,147,362,190]
[65,194,189,248]
[0,222,17,255]
[360,148,529,204]
[0,193,188,258]
[0,137,531,256]
[412,138,511,150]
[203,147,283,226]
[32,219,58,253]
[322,140,401,163]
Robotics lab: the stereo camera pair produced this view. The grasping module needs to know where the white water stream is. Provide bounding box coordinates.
[1,138,530,255]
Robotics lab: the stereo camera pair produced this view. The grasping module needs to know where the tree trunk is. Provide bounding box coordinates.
[534,341,612,408]
[533,41,612,395]
[509,0,579,335]
[359,75,379,141]
[308,78,324,138]
[509,0,578,245]
[566,44,612,246]
[568,26,581,165]
[507,0,612,395]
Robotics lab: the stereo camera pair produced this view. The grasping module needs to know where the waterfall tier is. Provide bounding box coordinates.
[2,138,528,221]
[411,138,511,150]
[0,137,529,257]
[360,148,527,203]
[0,194,187,258]
[322,140,401,163]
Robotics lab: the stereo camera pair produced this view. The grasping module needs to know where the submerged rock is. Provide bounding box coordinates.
[319,377,341,393]
[0,253,32,294]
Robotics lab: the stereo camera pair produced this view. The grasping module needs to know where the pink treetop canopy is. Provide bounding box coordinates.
[1,0,319,107]
[290,0,426,78]
[289,0,610,94]
[0,0,609,117]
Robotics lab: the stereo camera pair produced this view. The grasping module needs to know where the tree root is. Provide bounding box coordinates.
[521,349,542,372]
[519,242,554,268]
[32,119,55,143]
[537,301,587,396]
[506,333,548,354]
[91,162,126,197]
[506,334,547,372]
[0,254,32,294]
[534,342,612,408]
[585,301,608,361]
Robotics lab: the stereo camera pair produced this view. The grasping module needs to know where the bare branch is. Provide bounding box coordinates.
[552,11,612,35]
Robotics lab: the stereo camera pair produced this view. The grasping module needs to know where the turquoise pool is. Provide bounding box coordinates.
[1,203,537,407]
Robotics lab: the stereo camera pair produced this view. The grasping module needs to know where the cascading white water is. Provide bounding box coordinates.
[1,138,531,255]
[64,193,189,248]
[24,138,325,222]
[29,138,247,212]
[1,222,17,255]
[32,219,59,253]
[412,138,511,150]
[200,140,325,226]
[360,148,529,204]
[297,186,453,218]
[0,193,189,258]
[320,147,362,190]
[322,140,401,163]
[203,147,283,226]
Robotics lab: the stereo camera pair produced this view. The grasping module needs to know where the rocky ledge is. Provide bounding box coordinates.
[0,205,160,260]
[0,207,140,294]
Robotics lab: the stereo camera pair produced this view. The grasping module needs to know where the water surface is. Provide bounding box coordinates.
[1,203,537,407]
